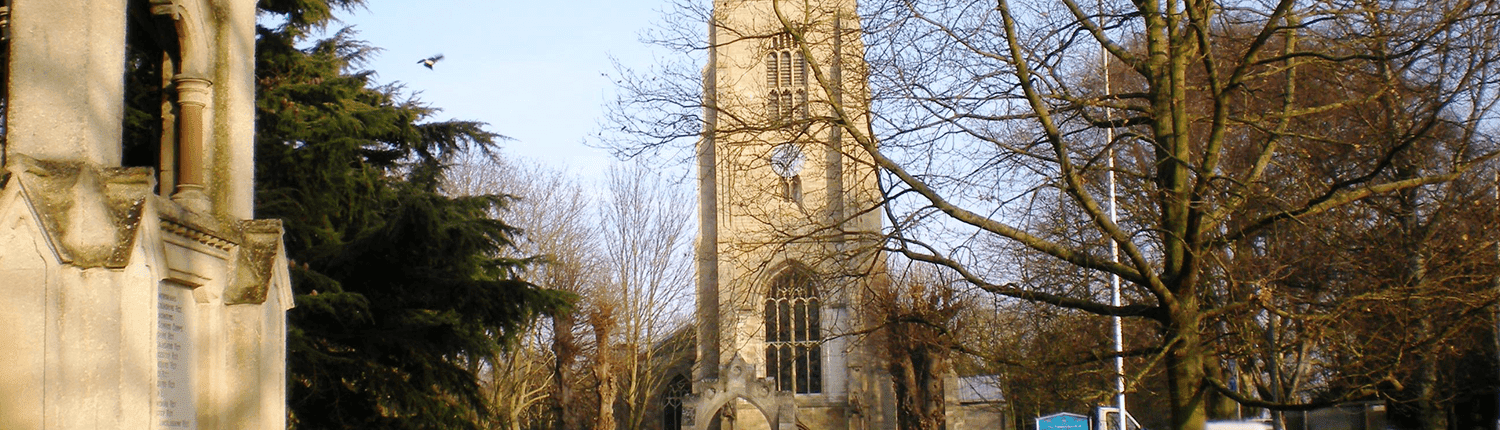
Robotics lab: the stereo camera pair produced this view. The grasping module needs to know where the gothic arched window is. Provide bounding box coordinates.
[764,268,822,394]
[663,374,689,430]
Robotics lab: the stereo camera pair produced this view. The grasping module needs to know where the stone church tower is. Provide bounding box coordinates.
[684,0,893,429]
[671,1,1009,429]
[0,0,292,429]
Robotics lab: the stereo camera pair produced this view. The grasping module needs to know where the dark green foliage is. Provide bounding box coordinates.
[252,6,569,429]
[122,0,171,170]
[257,0,367,36]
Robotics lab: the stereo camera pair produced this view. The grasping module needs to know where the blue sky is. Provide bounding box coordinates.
[323,1,676,178]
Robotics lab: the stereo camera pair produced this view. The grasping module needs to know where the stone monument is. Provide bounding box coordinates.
[0,0,292,429]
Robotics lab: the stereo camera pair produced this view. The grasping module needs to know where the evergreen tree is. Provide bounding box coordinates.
[252,5,570,429]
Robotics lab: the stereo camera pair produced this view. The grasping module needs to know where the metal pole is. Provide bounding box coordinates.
[1098,0,1127,427]
[1109,124,1126,430]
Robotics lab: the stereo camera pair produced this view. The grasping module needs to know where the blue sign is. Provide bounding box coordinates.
[1037,412,1090,430]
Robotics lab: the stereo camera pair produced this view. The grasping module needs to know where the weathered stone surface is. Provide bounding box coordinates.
[0,1,289,430]
[4,155,152,268]
[227,219,287,305]
[5,0,128,166]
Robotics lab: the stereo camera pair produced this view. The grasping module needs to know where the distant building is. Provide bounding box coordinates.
[953,376,1008,429]
[1282,401,1388,430]
[0,0,291,429]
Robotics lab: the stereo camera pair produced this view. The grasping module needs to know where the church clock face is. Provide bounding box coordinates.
[769,143,805,178]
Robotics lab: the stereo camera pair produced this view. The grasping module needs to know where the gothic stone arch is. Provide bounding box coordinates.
[683,354,798,430]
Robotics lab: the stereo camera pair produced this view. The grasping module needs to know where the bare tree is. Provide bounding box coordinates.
[477,327,556,430]
[448,153,696,430]
[446,152,604,430]
[603,0,1500,429]
[1218,151,1500,429]
[598,161,695,430]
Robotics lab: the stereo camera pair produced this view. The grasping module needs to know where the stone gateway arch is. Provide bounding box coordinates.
[682,355,799,430]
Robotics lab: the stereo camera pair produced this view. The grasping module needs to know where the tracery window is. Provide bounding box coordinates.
[765,33,807,125]
[663,374,689,430]
[764,268,821,394]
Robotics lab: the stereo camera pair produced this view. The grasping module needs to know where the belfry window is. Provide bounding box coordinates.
[764,268,822,394]
[765,33,806,125]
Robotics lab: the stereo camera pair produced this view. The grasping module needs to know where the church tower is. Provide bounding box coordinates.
[688,0,890,429]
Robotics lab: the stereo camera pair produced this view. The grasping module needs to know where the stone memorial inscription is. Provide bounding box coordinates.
[156,285,196,429]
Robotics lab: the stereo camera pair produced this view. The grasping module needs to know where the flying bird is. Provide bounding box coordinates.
[418,54,445,69]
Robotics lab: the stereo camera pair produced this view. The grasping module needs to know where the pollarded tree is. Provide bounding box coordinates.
[603,1,1500,430]
[870,264,966,430]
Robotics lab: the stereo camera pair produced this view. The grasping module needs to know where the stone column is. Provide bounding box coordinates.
[172,76,212,212]
[3,0,128,166]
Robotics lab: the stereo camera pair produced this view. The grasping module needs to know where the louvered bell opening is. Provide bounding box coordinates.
[780,52,792,87]
[767,53,779,87]
[768,91,782,123]
[797,90,808,119]
[794,52,805,86]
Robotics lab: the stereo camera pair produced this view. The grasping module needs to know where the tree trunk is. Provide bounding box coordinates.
[593,311,617,430]
[1204,357,1238,420]
[1167,303,1209,430]
[891,344,946,430]
[1396,172,1446,430]
[1265,313,1286,430]
[596,359,617,430]
[1416,324,1447,430]
[553,312,580,430]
